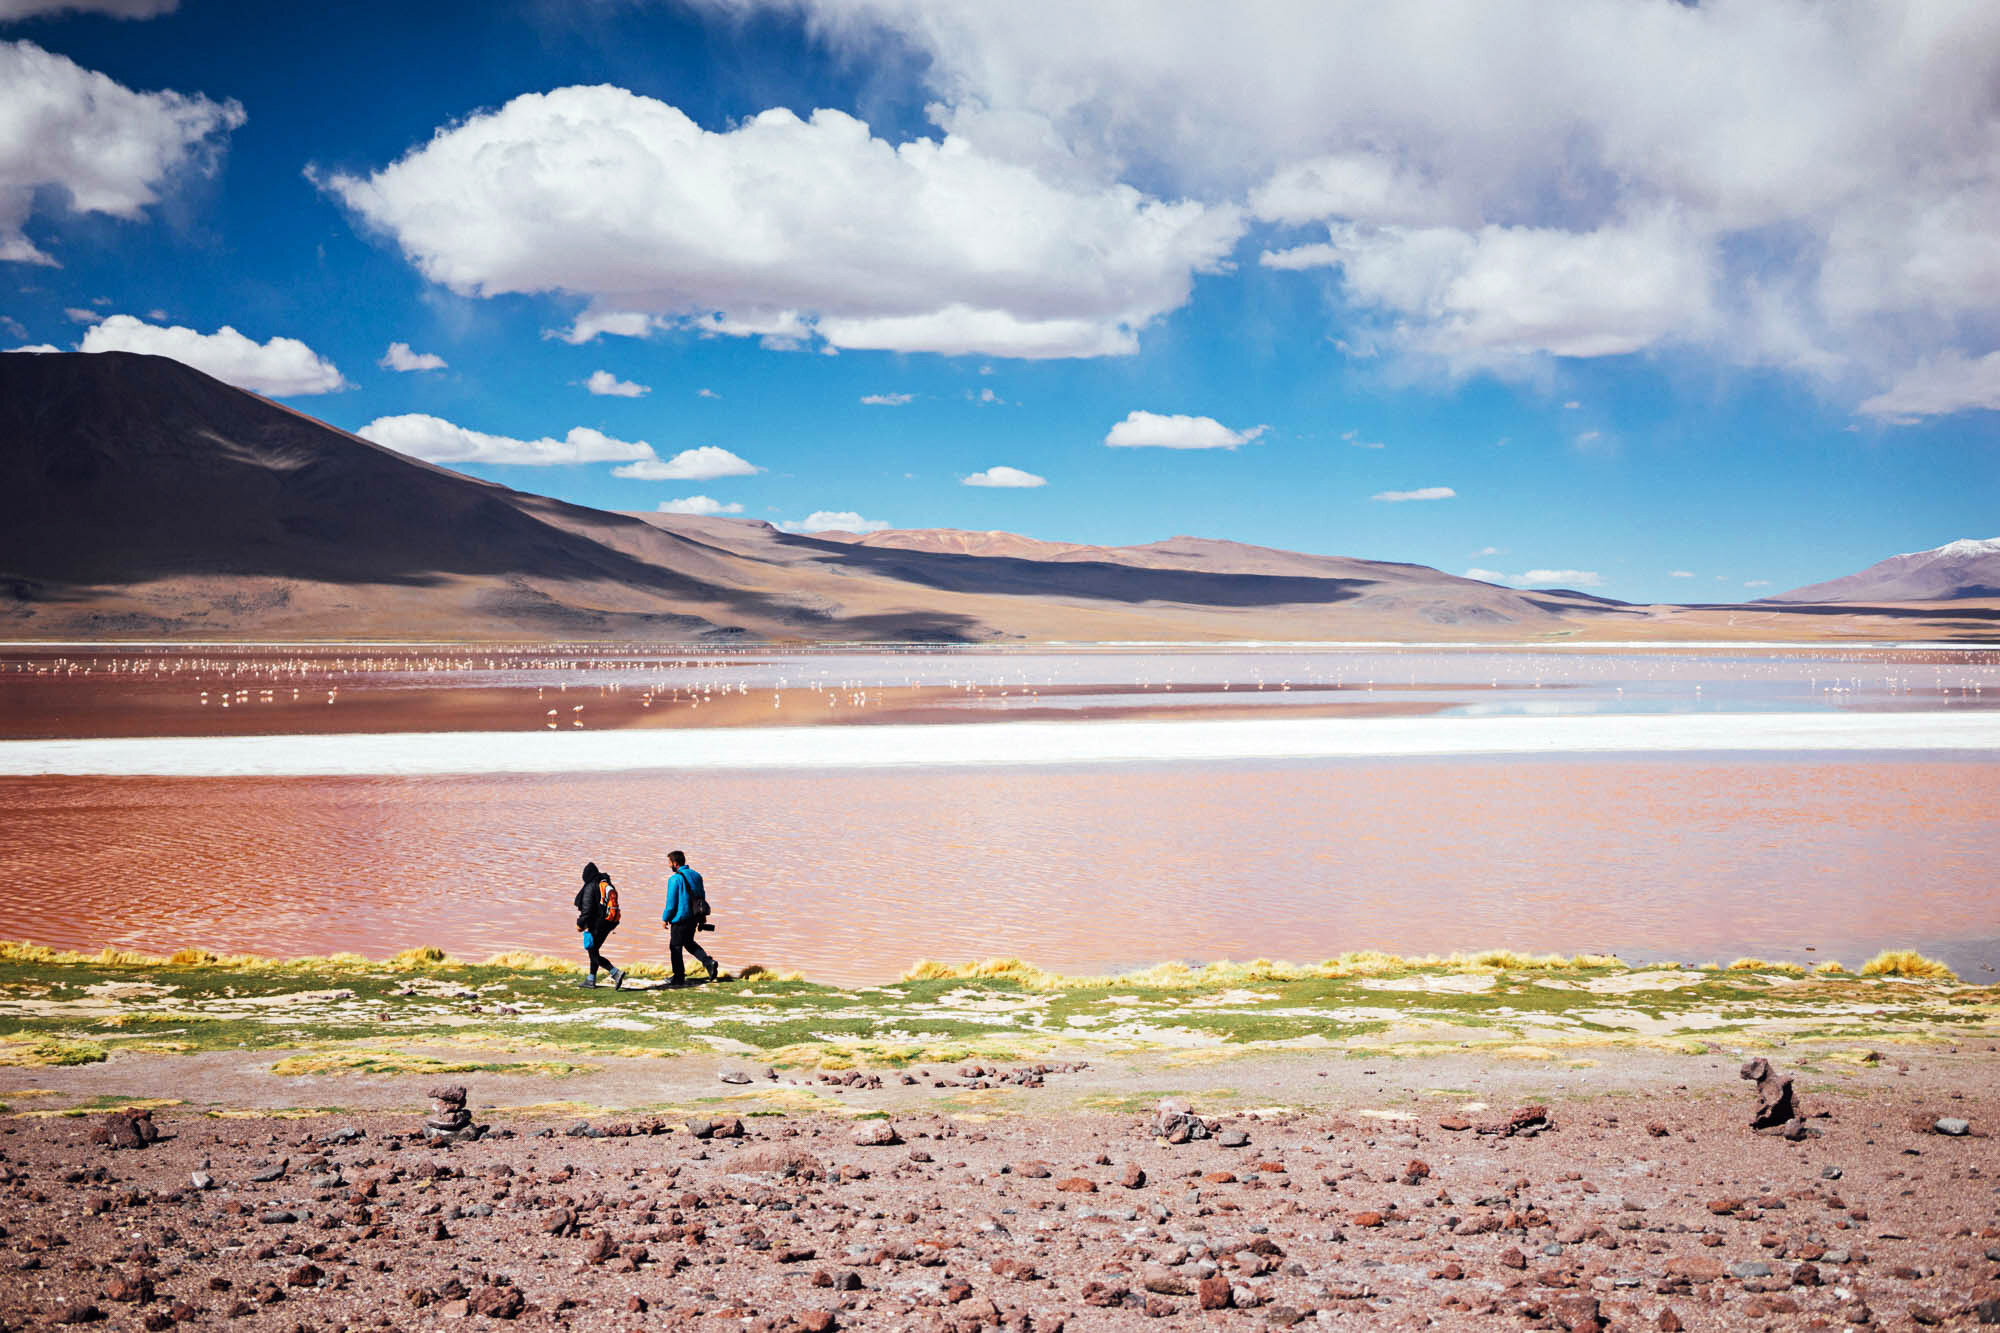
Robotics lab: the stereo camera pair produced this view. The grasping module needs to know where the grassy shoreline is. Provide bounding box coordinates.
[0,942,1988,1089]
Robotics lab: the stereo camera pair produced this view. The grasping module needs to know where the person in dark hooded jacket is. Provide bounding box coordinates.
[573,861,626,989]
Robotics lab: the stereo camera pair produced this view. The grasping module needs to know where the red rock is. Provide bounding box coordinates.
[1351,1210,1385,1227]
[1202,1171,1236,1184]
[468,1285,524,1320]
[799,1312,837,1333]
[1438,1115,1472,1131]
[1498,1247,1527,1269]
[1119,1163,1146,1188]
[1657,1309,1682,1332]
[1014,1161,1052,1178]
[1080,1282,1127,1307]
[1401,1159,1430,1184]
[1198,1275,1233,1310]
[1706,1197,1745,1215]
[1055,1177,1096,1193]
[285,1263,322,1288]
[1143,1295,1175,1318]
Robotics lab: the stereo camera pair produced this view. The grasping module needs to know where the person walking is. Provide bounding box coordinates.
[573,861,626,990]
[661,850,720,987]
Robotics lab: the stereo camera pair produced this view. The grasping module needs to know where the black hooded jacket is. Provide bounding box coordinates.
[574,864,615,937]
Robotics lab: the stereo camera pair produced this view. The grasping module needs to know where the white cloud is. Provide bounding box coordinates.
[5,341,58,352]
[1341,429,1383,449]
[358,414,655,467]
[1743,579,1773,589]
[1669,570,1695,579]
[861,391,913,405]
[974,386,1002,405]
[1372,486,1455,502]
[0,40,241,265]
[1104,409,1267,450]
[585,369,649,397]
[1562,400,1581,410]
[319,86,1241,360]
[1263,212,1716,370]
[657,495,744,515]
[1466,565,1602,588]
[1473,546,1502,557]
[63,306,96,322]
[0,1,178,18]
[696,387,720,398]
[963,465,1046,488]
[551,310,658,344]
[379,341,446,372]
[1575,430,1602,445]
[610,445,761,481]
[79,314,345,395]
[737,1,2000,412]
[1857,350,2000,423]
[782,510,891,534]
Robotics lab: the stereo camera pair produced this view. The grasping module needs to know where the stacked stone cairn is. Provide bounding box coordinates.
[423,1085,481,1143]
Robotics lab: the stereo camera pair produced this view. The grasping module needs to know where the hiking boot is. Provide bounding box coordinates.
[577,976,598,988]
[705,961,720,982]
[610,967,627,990]
[666,978,690,989]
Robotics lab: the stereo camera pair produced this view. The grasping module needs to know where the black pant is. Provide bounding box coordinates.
[669,919,715,983]
[585,923,616,977]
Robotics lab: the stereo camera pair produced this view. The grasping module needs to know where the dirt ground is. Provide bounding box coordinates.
[3,1044,1996,1332]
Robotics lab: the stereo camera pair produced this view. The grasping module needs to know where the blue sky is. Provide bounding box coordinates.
[4,0,1996,602]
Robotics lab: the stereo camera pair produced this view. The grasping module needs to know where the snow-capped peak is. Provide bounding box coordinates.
[1930,537,2000,559]
[1894,537,2000,563]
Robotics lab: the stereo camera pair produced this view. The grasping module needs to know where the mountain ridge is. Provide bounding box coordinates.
[2,352,1995,643]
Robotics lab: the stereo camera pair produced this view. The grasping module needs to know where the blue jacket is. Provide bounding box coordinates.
[663,866,705,924]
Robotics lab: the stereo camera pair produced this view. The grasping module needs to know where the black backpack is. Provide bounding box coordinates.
[679,869,709,924]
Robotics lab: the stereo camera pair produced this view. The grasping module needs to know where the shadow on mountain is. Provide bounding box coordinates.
[774,531,1375,608]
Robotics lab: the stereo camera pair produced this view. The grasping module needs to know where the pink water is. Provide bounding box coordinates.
[2,755,1993,984]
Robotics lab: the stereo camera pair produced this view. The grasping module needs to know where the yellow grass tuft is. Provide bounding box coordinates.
[1858,949,1957,981]
[387,946,450,968]
[902,949,1628,991]
[0,1036,109,1067]
[1812,960,1848,975]
[481,951,583,974]
[734,964,804,982]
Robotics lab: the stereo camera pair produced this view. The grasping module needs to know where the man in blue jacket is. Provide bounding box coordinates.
[661,849,721,987]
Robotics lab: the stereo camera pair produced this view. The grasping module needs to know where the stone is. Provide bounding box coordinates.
[1498,1247,1526,1270]
[1080,1282,1126,1308]
[1739,1057,1798,1130]
[798,1312,837,1333]
[1154,1099,1212,1143]
[1197,1275,1233,1310]
[1934,1117,1971,1136]
[1014,1161,1052,1178]
[1218,1129,1250,1148]
[1055,1177,1096,1193]
[1401,1158,1430,1184]
[1141,1268,1190,1296]
[286,1263,323,1288]
[1437,1115,1472,1131]
[852,1121,902,1147]
[1730,1261,1772,1279]
[1657,1310,1683,1333]
[1119,1163,1146,1189]
[468,1285,524,1320]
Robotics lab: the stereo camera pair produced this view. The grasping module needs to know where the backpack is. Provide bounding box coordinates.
[677,869,709,924]
[599,880,621,928]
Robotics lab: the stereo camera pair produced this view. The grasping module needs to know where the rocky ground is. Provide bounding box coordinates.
[3,1065,1996,1333]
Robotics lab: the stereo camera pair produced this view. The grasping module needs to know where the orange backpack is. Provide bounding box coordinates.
[600,881,621,927]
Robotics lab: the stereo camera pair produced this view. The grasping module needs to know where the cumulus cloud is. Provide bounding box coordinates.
[379,341,446,372]
[610,445,761,481]
[318,86,1241,360]
[1743,579,1773,589]
[1669,570,1695,579]
[585,369,649,397]
[963,465,1045,488]
[1371,486,1455,502]
[729,0,2000,411]
[5,342,58,352]
[782,510,891,534]
[80,314,345,395]
[657,495,744,515]
[1341,429,1383,449]
[0,40,242,265]
[861,391,913,405]
[1104,409,1267,450]
[0,1,177,17]
[696,387,720,398]
[358,413,654,467]
[1857,350,2000,423]
[552,310,658,344]
[1465,565,1602,588]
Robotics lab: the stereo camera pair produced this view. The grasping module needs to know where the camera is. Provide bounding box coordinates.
[697,922,716,932]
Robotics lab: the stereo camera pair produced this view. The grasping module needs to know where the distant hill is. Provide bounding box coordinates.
[1772,538,2000,603]
[1,352,1993,642]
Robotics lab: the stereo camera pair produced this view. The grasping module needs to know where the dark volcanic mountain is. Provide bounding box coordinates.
[1773,538,2000,603]
[5,351,1986,643]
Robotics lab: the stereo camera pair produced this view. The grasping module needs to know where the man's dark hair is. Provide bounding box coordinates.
[668,850,685,866]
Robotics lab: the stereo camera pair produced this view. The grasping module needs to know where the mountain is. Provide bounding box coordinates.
[1772,538,2000,603]
[2,352,1993,643]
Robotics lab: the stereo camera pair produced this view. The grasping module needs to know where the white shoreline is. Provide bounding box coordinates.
[1,712,1995,778]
